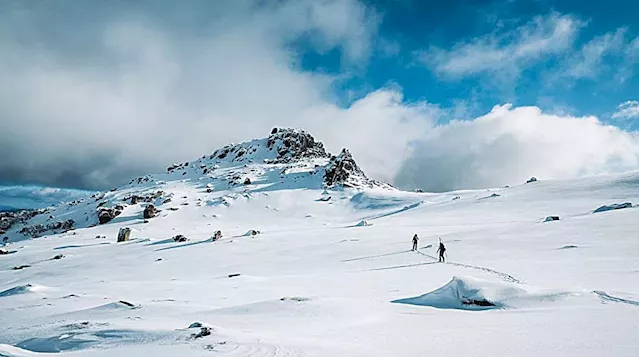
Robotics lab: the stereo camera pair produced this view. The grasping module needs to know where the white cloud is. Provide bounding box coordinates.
[418,12,583,79]
[611,100,639,123]
[0,0,389,189]
[562,28,627,79]
[395,104,639,191]
[563,28,638,82]
[0,1,636,193]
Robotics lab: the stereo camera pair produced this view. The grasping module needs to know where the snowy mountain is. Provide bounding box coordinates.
[0,129,638,357]
[0,128,393,241]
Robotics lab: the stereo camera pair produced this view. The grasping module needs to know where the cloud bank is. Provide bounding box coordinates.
[0,1,637,193]
[395,104,638,191]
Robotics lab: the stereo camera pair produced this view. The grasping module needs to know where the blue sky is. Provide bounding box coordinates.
[0,0,637,198]
[300,0,639,127]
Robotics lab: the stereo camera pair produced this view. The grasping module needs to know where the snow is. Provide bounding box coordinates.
[0,132,637,356]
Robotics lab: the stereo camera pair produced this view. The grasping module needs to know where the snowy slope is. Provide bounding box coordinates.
[0,129,637,357]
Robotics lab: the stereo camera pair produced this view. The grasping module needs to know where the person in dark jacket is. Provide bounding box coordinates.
[436,238,446,262]
[412,234,419,251]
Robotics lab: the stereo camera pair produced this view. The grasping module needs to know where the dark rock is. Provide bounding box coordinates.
[544,216,560,222]
[461,298,495,307]
[98,208,119,224]
[526,177,538,183]
[271,127,278,134]
[324,149,364,187]
[560,245,579,249]
[52,254,65,260]
[245,229,260,236]
[212,230,223,240]
[243,178,251,185]
[228,273,241,278]
[192,327,211,339]
[143,205,157,219]
[173,234,188,242]
[118,300,135,307]
[117,227,132,242]
[19,219,75,237]
[12,265,30,270]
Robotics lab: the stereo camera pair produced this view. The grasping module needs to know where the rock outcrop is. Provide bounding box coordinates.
[143,204,157,219]
[19,219,75,238]
[98,208,121,224]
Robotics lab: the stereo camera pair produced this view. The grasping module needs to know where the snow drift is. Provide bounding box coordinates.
[392,277,565,311]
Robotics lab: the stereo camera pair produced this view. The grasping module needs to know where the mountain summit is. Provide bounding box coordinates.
[2,128,393,240]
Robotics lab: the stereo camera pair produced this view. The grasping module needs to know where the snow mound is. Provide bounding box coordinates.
[0,284,49,297]
[0,344,44,357]
[593,202,634,213]
[392,277,559,310]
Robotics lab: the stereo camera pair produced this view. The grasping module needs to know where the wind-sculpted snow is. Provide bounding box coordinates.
[392,277,566,310]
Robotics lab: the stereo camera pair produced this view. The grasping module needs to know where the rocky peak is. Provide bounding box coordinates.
[323,149,394,190]
[265,128,330,164]
[324,149,363,187]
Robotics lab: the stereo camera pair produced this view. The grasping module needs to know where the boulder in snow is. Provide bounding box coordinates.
[192,326,212,339]
[526,177,538,183]
[143,204,157,219]
[212,230,223,241]
[544,216,560,222]
[98,207,121,224]
[173,234,188,242]
[391,276,527,310]
[117,227,132,242]
[244,229,260,237]
[593,202,633,213]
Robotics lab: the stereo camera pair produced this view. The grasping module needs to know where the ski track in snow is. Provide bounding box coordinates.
[352,247,526,284]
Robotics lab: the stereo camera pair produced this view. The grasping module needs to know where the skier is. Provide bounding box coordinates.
[436,238,446,263]
[412,234,419,251]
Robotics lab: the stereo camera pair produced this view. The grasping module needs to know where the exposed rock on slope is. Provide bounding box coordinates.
[4,128,394,241]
